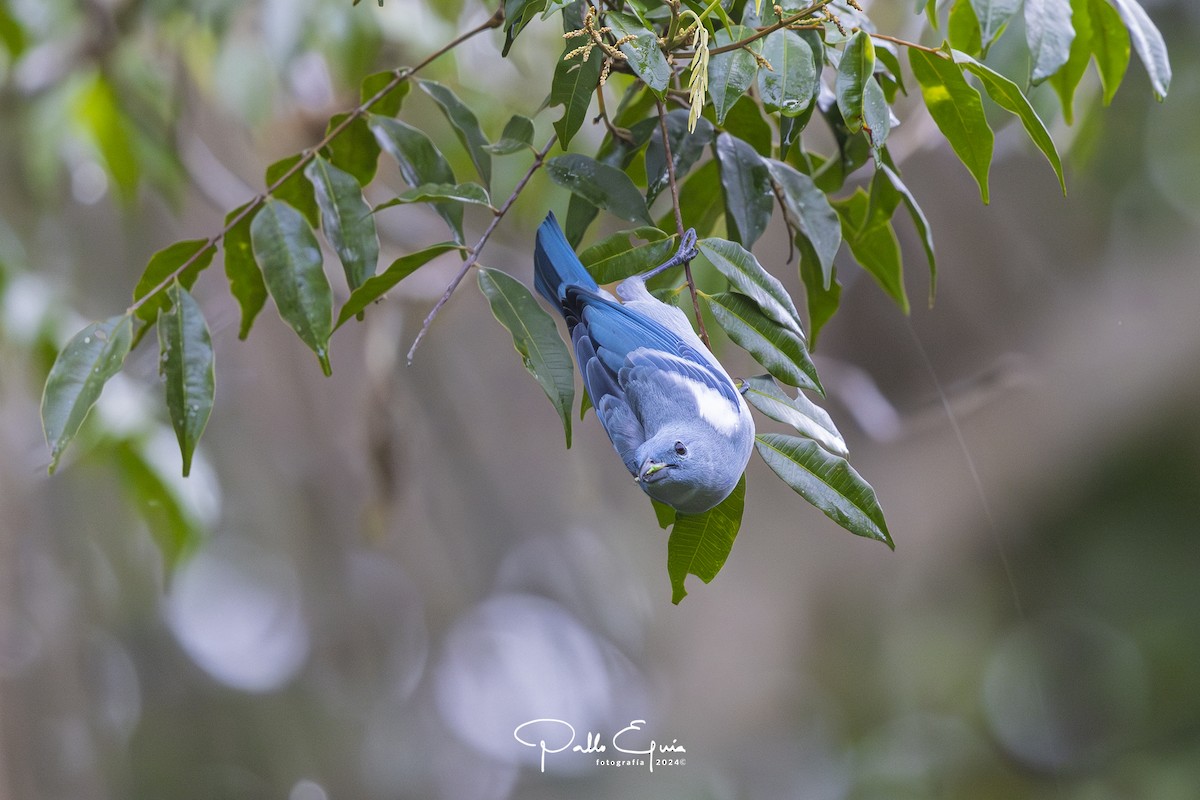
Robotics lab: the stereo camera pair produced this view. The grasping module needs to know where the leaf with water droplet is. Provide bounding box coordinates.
[158,282,215,477]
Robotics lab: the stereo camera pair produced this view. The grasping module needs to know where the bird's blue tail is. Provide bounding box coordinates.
[534,212,598,307]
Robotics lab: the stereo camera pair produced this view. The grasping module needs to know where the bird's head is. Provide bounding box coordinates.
[634,426,745,514]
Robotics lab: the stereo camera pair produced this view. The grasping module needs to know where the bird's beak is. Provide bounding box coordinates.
[638,460,668,483]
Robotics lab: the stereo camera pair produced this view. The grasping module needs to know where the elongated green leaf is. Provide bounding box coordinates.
[909,49,993,204]
[133,239,215,327]
[368,115,463,243]
[550,45,602,148]
[360,69,410,116]
[759,29,817,117]
[836,30,875,134]
[874,44,907,97]
[324,113,382,186]
[607,12,672,95]
[1025,0,1076,83]
[645,110,712,206]
[250,199,333,375]
[765,159,842,289]
[158,283,214,477]
[113,441,201,571]
[705,292,822,393]
[970,0,1022,53]
[721,96,774,158]
[485,114,536,155]
[1051,0,1094,121]
[546,154,653,225]
[265,154,320,227]
[698,237,805,338]
[709,25,760,124]
[755,433,892,547]
[668,473,745,604]
[663,159,724,239]
[75,75,139,204]
[223,203,267,339]
[305,155,380,291]
[862,78,891,160]
[503,0,547,56]
[949,0,983,56]
[1110,0,1170,99]
[374,182,492,211]
[565,116,657,245]
[478,268,575,447]
[651,498,676,530]
[952,51,1066,194]
[418,79,492,188]
[835,189,909,314]
[1089,0,1132,104]
[798,239,841,347]
[336,242,463,328]
[42,314,134,474]
[715,132,773,248]
[743,374,846,456]
[579,227,676,284]
[879,163,937,301]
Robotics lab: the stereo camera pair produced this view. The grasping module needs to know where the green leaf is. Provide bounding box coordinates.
[113,441,202,571]
[305,156,380,291]
[836,30,875,134]
[374,182,493,210]
[0,5,27,58]
[503,0,547,56]
[651,498,676,530]
[546,154,653,225]
[879,162,937,302]
[132,240,215,327]
[335,242,463,328]
[970,0,1022,53]
[565,116,657,245]
[1109,0,1170,99]
[720,96,774,158]
[41,314,134,474]
[158,283,214,477]
[705,292,822,393]
[1050,0,1095,121]
[715,132,773,248]
[742,374,846,456]
[663,159,724,238]
[74,74,139,204]
[265,154,320,228]
[1089,0,1132,104]
[709,25,761,124]
[755,433,892,547]
[579,227,676,284]
[909,49,994,204]
[368,115,464,243]
[765,159,842,290]
[874,44,907,97]
[250,199,334,375]
[222,203,268,339]
[477,268,575,447]
[485,114,536,154]
[607,12,672,95]
[697,237,806,338]
[324,114,382,186]
[667,473,745,604]
[862,78,891,161]
[360,69,410,116]
[759,29,818,117]
[550,45,602,148]
[948,0,983,57]
[645,110,712,206]
[952,50,1066,194]
[798,239,841,347]
[418,80,492,188]
[1025,0,1076,83]
[834,189,909,314]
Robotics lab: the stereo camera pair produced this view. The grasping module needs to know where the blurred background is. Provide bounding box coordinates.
[2,0,1198,798]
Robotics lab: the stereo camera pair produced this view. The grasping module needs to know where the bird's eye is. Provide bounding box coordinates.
[674,441,688,457]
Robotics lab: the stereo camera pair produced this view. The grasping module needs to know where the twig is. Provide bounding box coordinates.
[655,99,710,349]
[125,5,506,318]
[866,31,944,54]
[673,0,833,58]
[405,134,559,364]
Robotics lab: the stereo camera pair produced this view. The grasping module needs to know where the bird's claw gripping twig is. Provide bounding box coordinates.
[643,227,699,280]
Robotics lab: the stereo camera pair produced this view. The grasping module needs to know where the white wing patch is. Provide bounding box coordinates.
[660,369,745,436]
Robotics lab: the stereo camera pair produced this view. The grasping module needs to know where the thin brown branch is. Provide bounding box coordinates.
[673,0,833,58]
[655,99,709,349]
[405,134,559,365]
[125,5,506,318]
[866,31,944,54]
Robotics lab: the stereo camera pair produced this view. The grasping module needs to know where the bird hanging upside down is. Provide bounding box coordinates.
[534,212,754,514]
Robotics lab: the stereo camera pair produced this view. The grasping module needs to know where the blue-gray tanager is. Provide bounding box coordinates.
[534,213,754,513]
